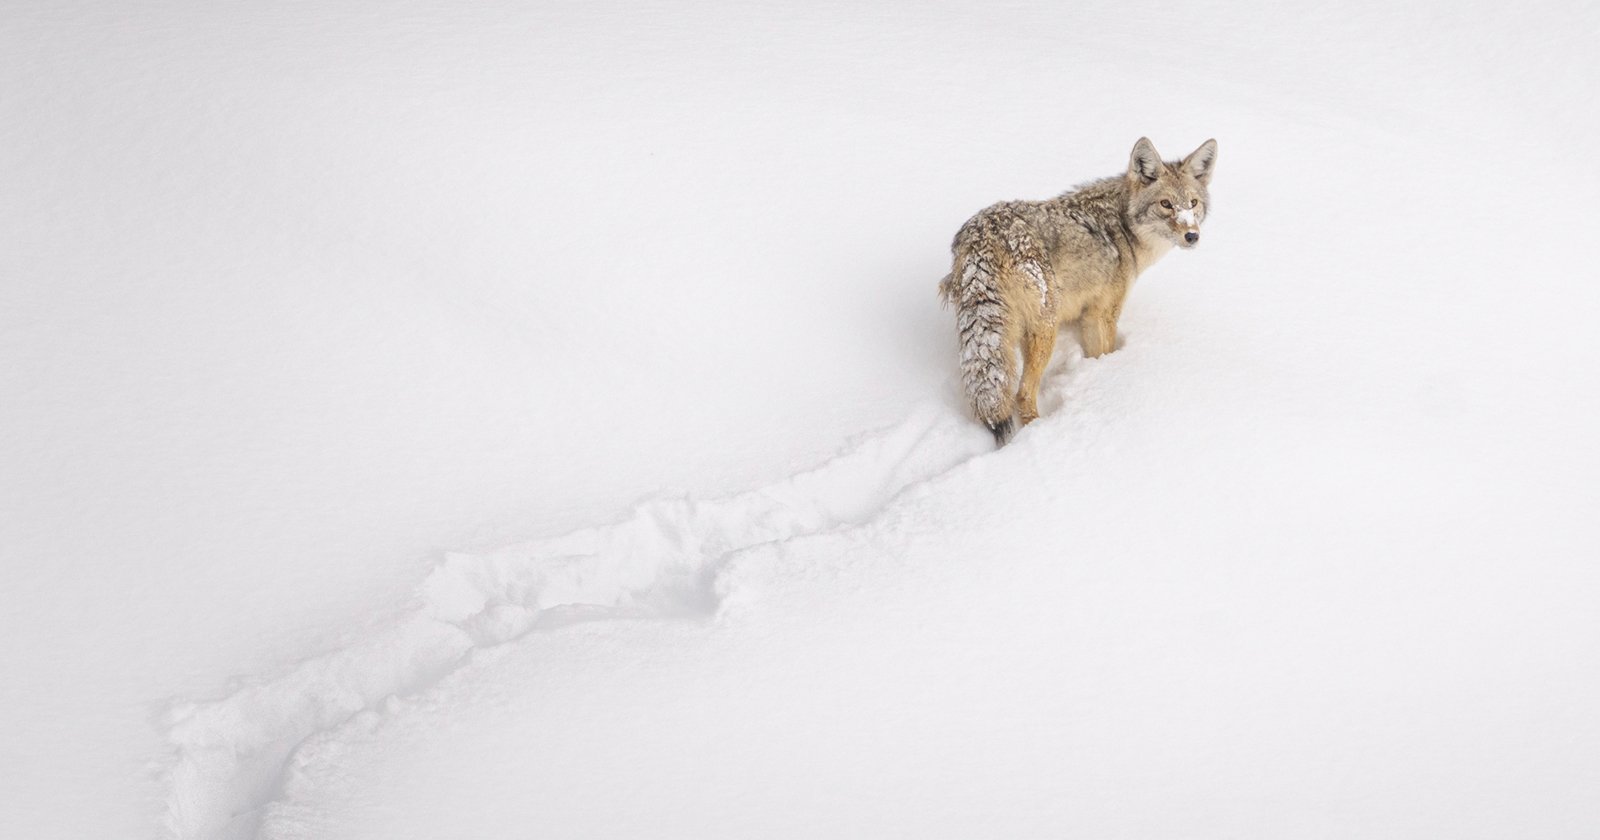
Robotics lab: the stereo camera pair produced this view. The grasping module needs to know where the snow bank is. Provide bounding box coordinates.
[161,404,990,838]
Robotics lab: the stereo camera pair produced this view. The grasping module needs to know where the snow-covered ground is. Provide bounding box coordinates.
[3,1,1598,838]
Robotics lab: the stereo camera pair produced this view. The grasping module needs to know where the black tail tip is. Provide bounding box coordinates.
[988,418,1015,447]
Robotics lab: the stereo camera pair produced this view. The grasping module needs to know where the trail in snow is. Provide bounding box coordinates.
[160,402,992,840]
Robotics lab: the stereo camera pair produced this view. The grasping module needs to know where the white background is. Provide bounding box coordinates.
[3,1,1597,837]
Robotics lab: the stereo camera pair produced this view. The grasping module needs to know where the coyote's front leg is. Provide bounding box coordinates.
[1081,302,1122,358]
[1080,317,1113,358]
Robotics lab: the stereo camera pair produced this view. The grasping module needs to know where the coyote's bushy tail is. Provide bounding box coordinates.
[941,249,1015,446]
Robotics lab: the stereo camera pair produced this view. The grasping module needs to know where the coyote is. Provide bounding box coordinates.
[939,137,1217,445]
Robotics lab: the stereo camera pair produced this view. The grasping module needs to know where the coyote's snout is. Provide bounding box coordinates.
[938,137,1217,445]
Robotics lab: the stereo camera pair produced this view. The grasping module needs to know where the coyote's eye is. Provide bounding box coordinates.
[1190,199,1199,208]
[1159,199,1172,210]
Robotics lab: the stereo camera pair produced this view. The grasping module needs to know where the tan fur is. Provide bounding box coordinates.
[940,137,1217,445]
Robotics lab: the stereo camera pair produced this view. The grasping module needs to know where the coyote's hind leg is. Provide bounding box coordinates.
[1016,328,1056,426]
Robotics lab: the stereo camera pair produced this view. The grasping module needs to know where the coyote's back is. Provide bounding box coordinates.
[940,137,1217,445]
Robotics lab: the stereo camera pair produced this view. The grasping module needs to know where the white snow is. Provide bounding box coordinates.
[161,405,989,839]
[3,1,1598,839]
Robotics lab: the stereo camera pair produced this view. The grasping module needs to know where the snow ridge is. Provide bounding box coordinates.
[160,402,991,840]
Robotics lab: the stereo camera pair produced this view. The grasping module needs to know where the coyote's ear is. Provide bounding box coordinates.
[1181,139,1218,185]
[1128,137,1162,185]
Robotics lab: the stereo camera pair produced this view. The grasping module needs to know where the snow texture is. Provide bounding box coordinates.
[161,406,987,839]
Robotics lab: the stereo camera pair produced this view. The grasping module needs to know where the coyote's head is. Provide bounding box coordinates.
[1126,137,1217,250]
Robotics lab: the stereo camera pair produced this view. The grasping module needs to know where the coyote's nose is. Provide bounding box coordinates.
[1184,232,1199,244]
